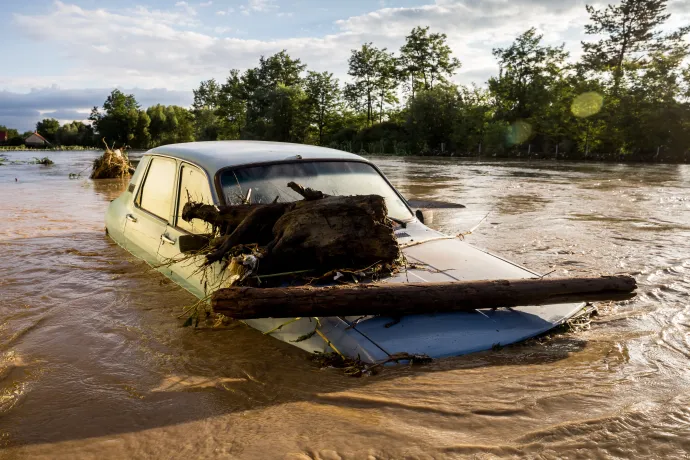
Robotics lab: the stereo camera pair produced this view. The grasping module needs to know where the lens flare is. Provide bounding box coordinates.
[506,120,532,146]
[571,92,604,118]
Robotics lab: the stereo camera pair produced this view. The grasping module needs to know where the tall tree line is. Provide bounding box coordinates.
[190,0,690,161]
[3,0,688,161]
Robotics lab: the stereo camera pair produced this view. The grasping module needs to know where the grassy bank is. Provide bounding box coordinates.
[0,145,94,152]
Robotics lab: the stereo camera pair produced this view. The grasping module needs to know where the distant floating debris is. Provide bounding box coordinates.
[91,139,134,179]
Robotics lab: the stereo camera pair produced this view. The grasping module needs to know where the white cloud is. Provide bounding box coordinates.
[216,7,234,15]
[174,1,197,16]
[8,0,690,96]
[6,0,689,130]
[240,0,278,15]
[199,1,213,6]
[92,45,111,54]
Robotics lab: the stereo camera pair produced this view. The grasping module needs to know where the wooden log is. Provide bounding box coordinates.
[181,202,278,232]
[212,275,637,319]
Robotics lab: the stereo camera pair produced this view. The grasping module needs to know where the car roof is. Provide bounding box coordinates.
[146,141,367,175]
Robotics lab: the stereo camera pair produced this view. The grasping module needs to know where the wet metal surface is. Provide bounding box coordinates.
[0,151,689,459]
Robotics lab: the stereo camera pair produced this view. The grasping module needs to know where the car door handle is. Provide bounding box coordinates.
[161,234,176,245]
[126,214,138,223]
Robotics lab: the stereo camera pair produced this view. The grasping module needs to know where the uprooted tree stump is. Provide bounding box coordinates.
[181,188,401,278]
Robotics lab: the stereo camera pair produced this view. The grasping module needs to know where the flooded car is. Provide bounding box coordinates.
[105,141,585,362]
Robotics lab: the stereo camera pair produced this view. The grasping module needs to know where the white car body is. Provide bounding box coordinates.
[106,141,584,363]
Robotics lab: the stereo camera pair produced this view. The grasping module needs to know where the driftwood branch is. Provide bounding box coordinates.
[212,275,637,319]
[287,181,327,200]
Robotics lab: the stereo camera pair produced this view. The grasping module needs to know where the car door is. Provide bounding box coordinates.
[157,162,216,298]
[124,156,177,266]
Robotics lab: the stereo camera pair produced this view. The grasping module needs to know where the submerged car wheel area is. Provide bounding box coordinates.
[106,141,584,363]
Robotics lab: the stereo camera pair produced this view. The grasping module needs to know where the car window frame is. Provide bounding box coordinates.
[134,154,179,224]
[173,161,215,234]
[213,158,415,221]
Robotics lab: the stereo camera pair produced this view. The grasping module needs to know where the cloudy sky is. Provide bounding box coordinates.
[1,0,688,131]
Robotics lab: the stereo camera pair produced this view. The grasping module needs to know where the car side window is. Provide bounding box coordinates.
[177,164,213,234]
[137,157,176,221]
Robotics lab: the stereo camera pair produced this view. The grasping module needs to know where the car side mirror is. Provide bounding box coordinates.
[415,209,425,224]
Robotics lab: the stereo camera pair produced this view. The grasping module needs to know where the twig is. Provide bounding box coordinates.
[263,317,302,335]
[457,212,490,238]
[314,328,345,358]
[256,269,313,281]
[364,352,433,373]
[540,269,557,279]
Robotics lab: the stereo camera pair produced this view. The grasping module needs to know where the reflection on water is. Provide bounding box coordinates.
[0,151,689,458]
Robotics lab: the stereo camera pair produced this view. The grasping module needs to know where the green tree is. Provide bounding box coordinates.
[346,43,396,126]
[146,105,195,146]
[621,47,689,155]
[147,104,168,146]
[0,125,21,143]
[580,0,689,156]
[453,85,497,154]
[169,106,196,144]
[192,79,222,140]
[406,85,462,154]
[216,70,247,139]
[489,28,569,150]
[90,89,141,146]
[399,26,461,96]
[582,0,688,94]
[374,50,399,123]
[36,118,60,144]
[57,121,95,146]
[303,71,341,144]
[132,110,151,149]
[265,84,307,143]
[490,28,569,122]
[240,51,307,141]
[254,50,305,88]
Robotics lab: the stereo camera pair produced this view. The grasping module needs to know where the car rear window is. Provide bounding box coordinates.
[176,164,213,234]
[138,157,176,221]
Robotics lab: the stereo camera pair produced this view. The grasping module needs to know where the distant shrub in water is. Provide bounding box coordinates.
[32,157,54,165]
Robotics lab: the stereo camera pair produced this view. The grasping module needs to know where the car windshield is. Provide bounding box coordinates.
[219,160,412,221]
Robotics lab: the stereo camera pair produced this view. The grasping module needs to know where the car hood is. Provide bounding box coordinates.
[338,222,585,360]
[387,222,536,283]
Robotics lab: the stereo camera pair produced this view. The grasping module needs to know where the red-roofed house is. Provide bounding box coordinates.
[24,132,51,148]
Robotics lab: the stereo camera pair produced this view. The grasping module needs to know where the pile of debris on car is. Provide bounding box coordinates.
[179,182,637,321]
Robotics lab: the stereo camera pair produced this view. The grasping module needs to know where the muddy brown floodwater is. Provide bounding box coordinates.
[0,150,689,459]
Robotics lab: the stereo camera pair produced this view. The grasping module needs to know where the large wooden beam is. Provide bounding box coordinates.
[212,275,637,319]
